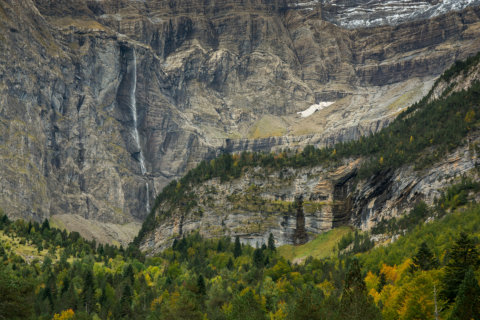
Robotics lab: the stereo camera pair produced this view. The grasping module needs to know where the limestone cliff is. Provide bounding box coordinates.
[138,57,480,253]
[1,0,480,243]
[140,140,479,253]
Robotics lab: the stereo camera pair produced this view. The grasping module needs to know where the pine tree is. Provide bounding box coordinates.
[81,269,95,313]
[234,236,242,258]
[340,259,381,320]
[412,242,439,271]
[268,233,276,251]
[120,284,133,318]
[253,248,264,268]
[442,232,480,302]
[227,258,234,270]
[197,275,206,295]
[448,268,480,320]
[377,272,387,293]
[123,264,135,285]
[41,219,50,231]
[62,280,78,311]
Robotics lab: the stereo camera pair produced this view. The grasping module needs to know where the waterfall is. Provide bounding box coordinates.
[130,49,146,175]
[146,182,150,212]
[130,49,150,212]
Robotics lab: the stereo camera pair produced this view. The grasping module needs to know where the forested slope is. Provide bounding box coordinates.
[1,176,480,319]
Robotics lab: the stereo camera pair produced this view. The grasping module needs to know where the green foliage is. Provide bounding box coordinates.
[234,235,242,258]
[441,232,480,302]
[286,286,334,320]
[448,268,480,320]
[228,288,267,320]
[411,242,439,271]
[0,264,35,319]
[372,201,431,235]
[268,233,276,252]
[340,259,381,320]
[440,51,480,83]
[2,195,480,320]
[437,176,480,211]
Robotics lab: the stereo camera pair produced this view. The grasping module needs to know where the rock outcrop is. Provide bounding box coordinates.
[1,0,480,243]
[139,60,480,253]
[139,134,480,253]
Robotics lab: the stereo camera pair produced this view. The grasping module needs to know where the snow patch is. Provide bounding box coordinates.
[297,101,334,118]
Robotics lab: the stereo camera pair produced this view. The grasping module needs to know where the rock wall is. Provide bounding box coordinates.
[1,0,480,242]
[140,136,480,254]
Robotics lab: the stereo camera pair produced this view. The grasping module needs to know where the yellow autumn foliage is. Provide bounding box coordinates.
[52,309,75,320]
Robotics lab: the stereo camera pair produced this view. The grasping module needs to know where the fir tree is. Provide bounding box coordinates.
[268,233,276,251]
[81,269,95,313]
[253,248,264,268]
[227,258,234,270]
[442,232,480,302]
[197,275,206,296]
[412,242,439,271]
[377,272,387,293]
[340,259,381,320]
[448,268,480,320]
[120,284,133,318]
[123,264,135,285]
[234,236,242,258]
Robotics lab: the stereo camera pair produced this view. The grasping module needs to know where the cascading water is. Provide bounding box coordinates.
[146,182,150,212]
[129,49,150,212]
[129,49,146,175]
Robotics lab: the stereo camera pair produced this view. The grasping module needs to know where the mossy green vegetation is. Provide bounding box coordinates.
[278,226,353,262]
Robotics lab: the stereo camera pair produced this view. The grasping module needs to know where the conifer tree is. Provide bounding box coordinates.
[62,280,78,311]
[120,284,133,318]
[340,259,381,320]
[442,232,480,302]
[377,272,387,293]
[227,258,234,270]
[81,269,95,313]
[412,242,439,271]
[448,268,480,320]
[253,248,264,268]
[197,275,206,295]
[268,233,276,251]
[234,236,242,258]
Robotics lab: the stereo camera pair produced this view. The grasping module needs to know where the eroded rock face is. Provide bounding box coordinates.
[140,136,480,254]
[139,64,480,253]
[1,0,480,243]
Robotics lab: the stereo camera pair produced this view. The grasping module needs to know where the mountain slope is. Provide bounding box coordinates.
[137,52,480,253]
[1,0,480,244]
[2,199,480,319]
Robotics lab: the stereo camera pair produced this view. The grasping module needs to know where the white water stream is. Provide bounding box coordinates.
[130,49,150,212]
[146,182,150,212]
[130,50,146,175]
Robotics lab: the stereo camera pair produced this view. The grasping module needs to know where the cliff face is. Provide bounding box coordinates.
[140,140,479,253]
[139,59,480,253]
[1,0,480,243]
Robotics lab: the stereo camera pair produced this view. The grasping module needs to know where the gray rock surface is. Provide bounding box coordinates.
[139,63,480,253]
[1,0,480,243]
[140,135,480,254]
